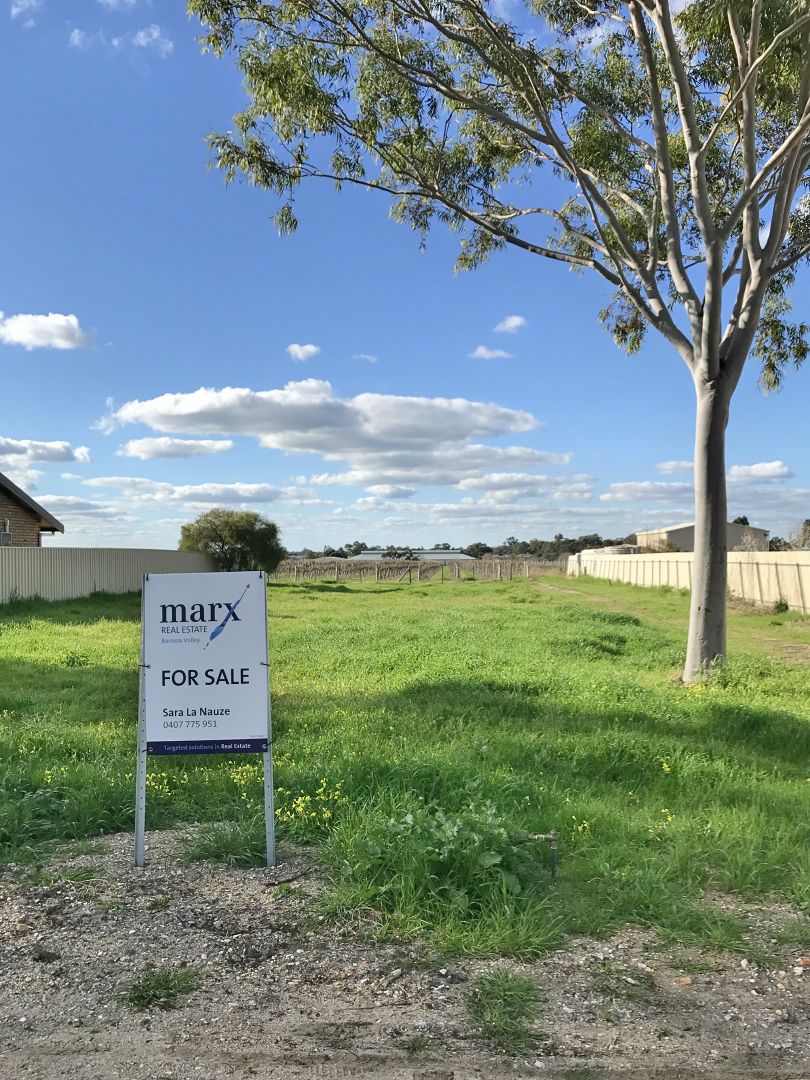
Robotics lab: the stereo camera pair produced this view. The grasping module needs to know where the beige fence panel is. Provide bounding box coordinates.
[567,551,810,614]
[0,548,215,603]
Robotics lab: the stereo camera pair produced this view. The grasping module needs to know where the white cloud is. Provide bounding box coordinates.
[656,460,693,475]
[728,460,792,483]
[98,379,561,494]
[60,472,81,481]
[39,495,121,517]
[68,28,89,48]
[100,380,537,447]
[494,315,527,334]
[600,481,693,503]
[83,476,282,505]
[0,437,91,464]
[365,485,416,499]
[354,353,379,364]
[131,24,173,56]
[0,437,90,493]
[0,437,91,491]
[116,437,235,460]
[10,0,40,21]
[287,343,321,362]
[469,345,512,360]
[457,471,591,502]
[0,312,91,350]
[306,443,562,489]
[98,0,136,8]
[2,465,42,489]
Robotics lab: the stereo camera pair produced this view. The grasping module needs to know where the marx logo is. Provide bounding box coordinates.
[159,583,251,649]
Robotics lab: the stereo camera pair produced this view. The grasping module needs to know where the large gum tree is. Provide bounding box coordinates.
[189,0,810,682]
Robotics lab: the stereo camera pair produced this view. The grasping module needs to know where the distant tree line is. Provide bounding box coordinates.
[461,534,629,560]
[293,534,630,560]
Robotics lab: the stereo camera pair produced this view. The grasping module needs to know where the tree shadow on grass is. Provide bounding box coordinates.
[1,656,807,944]
[0,591,141,627]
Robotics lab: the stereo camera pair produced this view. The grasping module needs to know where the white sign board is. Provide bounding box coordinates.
[135,569,275,868]
[142,570,270,755]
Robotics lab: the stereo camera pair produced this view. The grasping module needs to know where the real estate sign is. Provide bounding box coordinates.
[135,570,274,867]
[142,570,270,755]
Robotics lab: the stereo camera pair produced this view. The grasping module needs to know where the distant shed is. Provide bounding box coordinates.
[636,521,769,552]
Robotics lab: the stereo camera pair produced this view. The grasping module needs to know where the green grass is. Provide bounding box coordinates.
[122,967,201,1010]
[468,970,544,1052]
[1,578,809,956]
[184,816,269,867]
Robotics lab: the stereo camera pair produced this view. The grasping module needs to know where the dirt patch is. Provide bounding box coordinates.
[753,635,810,663]
[1,829,808,1080]
[531,581,610,602]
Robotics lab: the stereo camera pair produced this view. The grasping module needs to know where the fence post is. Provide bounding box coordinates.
[335,562,339,583]
[796,563,807,614]
[754,559,764,605]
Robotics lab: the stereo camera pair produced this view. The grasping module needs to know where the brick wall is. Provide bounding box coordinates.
[0,490,42,546]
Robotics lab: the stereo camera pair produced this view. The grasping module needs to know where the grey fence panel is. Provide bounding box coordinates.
[0,548,216,603]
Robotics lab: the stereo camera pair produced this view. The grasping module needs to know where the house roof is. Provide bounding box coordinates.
[0,471,65,533]
[638,521,768,536]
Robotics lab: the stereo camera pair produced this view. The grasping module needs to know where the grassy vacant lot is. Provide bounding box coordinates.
[1,576,808,957]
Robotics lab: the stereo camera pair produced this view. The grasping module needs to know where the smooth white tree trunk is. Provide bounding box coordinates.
[684,378,732,682]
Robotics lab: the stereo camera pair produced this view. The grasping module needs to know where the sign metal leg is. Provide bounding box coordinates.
[263,747,276,868]
[135,580,148,867]
[134,739,147,868]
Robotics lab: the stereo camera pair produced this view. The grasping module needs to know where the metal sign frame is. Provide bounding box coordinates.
[134,570,275,868]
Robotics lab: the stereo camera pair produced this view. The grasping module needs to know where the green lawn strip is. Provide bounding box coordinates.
[1,578,808,954]
[122,966,201,1010]
[468,970,544,1053]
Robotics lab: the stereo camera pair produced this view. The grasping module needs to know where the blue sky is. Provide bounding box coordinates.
[1,1,808,550]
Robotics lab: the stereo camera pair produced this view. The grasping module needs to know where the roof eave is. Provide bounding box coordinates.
[0,470,65,534]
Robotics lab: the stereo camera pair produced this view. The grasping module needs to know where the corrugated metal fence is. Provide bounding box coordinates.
[0,548,215,603]
[568,550,810,613]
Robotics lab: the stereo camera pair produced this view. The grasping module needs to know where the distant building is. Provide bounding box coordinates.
[346,549,475,562]
[416,550,475,562]
[0,471,64,547]
[636,521,769,552]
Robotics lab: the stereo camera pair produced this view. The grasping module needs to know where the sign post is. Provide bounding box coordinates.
[135,570,275,868]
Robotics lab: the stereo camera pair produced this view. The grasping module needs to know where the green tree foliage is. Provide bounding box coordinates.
[178,508,286,572]
[189,0,810,679]
[189,0,809,380]
[462,541,494,559]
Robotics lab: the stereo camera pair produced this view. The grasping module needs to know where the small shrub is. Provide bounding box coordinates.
[773,598,789,614]
[468,970,543,1052]
[325,801,555,939]
[122,967,201,1010]
[62,650,91,668]
[184,818,268,867]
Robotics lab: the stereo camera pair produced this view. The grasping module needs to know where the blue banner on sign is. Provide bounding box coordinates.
[147,738,268,756]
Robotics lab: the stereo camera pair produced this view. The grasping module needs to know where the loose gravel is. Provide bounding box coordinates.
[0,828,807,1079]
